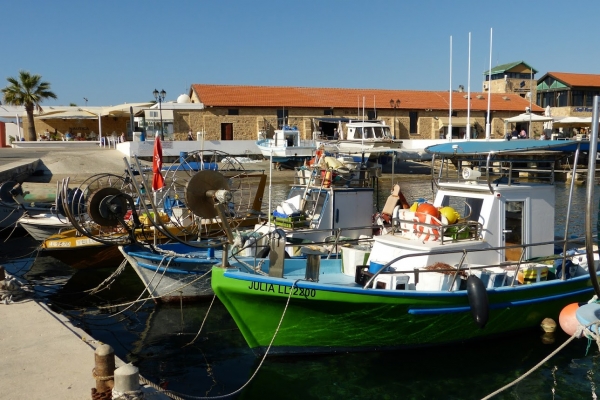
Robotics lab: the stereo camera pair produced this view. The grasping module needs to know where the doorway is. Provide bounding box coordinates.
[221,123,233,140]
[504,200,524,261]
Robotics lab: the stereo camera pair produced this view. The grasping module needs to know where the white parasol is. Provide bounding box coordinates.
[543,105,553,137]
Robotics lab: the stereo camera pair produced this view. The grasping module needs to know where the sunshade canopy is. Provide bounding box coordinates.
[503,113,553,123]
[438,117,476,129]
[36,109,98,119]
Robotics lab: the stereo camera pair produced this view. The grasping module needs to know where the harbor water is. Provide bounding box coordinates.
[4,177,600,399]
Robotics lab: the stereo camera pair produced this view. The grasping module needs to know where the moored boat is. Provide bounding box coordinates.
[256,126,316,168]
[119,241,226,303]
[212,138,600,354]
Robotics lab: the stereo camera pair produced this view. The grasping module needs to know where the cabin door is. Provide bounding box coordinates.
[503,200,525,262]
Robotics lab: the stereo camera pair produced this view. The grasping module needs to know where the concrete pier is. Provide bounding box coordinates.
[0,300,99,399]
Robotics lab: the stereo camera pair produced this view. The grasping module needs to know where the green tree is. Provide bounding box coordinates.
[1,70,57,141]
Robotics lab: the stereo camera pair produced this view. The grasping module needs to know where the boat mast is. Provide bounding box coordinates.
[585,95,600,296]
[448,35,453,142]
[485,28,492,141]
[466,32,471,142]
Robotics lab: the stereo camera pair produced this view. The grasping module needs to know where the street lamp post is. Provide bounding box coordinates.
[389,99,400,138]
[153,89,166,140]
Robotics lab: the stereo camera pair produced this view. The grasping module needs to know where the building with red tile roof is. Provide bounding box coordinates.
[187,84,543,141]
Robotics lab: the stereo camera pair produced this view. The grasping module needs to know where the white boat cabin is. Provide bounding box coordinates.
[345,121,394,141]
[368,152,560,286]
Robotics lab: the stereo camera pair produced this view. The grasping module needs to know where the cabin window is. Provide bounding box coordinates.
[373,126,387,139]
[409,112,418,135]
[440,195,483,223]
[364,127,374,139]
[228,109,239,115]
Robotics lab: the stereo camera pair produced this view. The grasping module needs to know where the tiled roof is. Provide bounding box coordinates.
[484,61,537,75]
[546,72,600,88]
[191,84,541,112]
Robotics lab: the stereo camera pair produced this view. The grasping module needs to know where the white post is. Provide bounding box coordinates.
[113,364,142,399]
[485,28,493,141]
[448,36,453,142]
[98,113,103,146]
[15,114,22,140]
[466,32,471,141]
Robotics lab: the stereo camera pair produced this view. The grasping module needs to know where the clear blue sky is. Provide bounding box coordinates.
[1,0,597,107]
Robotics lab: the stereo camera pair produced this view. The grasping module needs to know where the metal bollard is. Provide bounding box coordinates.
[94,344,115,393]
[113,364,143,399]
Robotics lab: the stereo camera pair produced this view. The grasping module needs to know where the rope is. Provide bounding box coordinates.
[481,320,600,400]
[0,273,31,304]
[138,279,300,400]
[184,295,216,347]
[111,388,144,400]
[87,258,128,295]
[92,367,114,381]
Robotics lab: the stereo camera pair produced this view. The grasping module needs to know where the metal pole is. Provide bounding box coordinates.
[448,35,453,142]
[529,68,533,136]
[466,32,471,141]
[585,95,600,296]
[159,97,164,140]
[485,28,492,141]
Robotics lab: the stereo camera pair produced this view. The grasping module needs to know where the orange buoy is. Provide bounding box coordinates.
[416,203,441,219]
[558,302,580,336]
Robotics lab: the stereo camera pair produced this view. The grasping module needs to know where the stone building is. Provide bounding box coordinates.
[186,83,544,142]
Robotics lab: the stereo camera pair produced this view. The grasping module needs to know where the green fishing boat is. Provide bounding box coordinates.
[212,139,600,354]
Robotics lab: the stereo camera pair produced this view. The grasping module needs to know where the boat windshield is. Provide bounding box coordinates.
[373,126,391,139]
[439,195,483,223]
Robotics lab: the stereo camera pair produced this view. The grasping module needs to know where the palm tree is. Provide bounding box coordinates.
[1,70,57,141]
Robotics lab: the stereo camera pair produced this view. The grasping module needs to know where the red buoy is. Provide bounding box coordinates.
[558,303,580,336]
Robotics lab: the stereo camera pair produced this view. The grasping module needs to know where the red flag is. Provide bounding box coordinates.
[152,136,165,191]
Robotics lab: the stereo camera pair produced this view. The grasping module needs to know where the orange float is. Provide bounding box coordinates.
[558,302,581,336]
[416,203,441,219]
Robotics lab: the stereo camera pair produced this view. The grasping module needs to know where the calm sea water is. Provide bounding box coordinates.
[5,177,600,400]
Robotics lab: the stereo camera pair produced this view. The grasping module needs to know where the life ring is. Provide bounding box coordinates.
[413,212,442,241]
[396,210,442,241]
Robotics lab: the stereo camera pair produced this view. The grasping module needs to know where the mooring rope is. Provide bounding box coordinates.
[86,258,128,295]
[138,279,300,400]
[183,294,217,347]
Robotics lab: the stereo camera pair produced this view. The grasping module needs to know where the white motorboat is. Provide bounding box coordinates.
[256,126,316,167]
[315,120,402,161]
[18,213,72,241]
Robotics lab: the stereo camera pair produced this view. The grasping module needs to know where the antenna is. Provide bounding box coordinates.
[83,97,88,106]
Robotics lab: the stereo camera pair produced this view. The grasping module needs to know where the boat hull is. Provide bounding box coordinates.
[211,264,595,354]
[18,215,72,241]
[120,243,222,303]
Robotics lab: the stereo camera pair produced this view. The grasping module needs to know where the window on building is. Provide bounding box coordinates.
[556,91,567,107]
[324,109,333,116]
[409,111,418,135]
[367,110,377,120]
[585,91,600,107]
[277,109,289,128]
[572,91,584,106]
[228,109,239,115]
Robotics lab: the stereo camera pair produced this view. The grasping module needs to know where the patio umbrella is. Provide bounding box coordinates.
[543,106,553,138]
[503,113,553,123]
